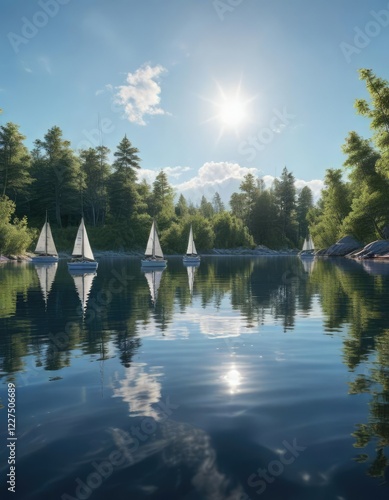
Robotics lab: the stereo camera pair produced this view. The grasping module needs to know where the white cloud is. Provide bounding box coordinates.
[114,64,169,125]
[95,84,113,96]
[137,166,191,185]
[174,161,259,204]
[137,161,324,205]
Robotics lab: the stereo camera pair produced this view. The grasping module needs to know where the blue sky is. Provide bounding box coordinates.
[1,0,389,203]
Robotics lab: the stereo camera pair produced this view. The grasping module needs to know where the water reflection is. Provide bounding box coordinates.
[1,256,389,489]
[34,262,58,308]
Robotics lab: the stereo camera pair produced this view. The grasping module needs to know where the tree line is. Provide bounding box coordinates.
[2,68,389,255]
[0,104,315,254]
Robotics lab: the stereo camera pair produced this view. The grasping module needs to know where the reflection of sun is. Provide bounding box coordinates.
[223,367,242,394]
[202,81,256,140]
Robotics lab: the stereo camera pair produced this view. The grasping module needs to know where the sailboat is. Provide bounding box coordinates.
[31,213,58,262]
[67,217,98,271]
[68,269,96,316]
[141,219,167,268]
[299,234,315,258]
[183,224,200,263]
[143,268,165,306]
[34,262,58,308]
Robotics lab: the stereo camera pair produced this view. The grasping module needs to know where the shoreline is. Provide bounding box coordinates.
[1,248,299,262]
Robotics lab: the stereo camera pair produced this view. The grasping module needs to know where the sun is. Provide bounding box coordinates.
[218,98,247,127]
[202,82,255,139]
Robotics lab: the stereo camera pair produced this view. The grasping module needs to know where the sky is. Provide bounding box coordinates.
[1,0,389,204]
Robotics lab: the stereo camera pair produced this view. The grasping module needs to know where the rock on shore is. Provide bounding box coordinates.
[321,235,363,257]
[351,239,389,259]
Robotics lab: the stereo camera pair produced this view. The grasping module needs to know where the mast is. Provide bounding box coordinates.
[45,210,48,255]
[81,218,85,259]
[152,219,156,258]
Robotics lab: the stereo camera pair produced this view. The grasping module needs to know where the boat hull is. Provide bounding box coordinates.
[141,259,167,268]
[183,256,200,264]
[31,255,59,263]
[299,250,315,259]
[67,260,98,271]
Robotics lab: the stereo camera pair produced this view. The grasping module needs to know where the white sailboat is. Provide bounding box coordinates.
[68,270,96,316]
[143,268,165,306]
[141,219,167,268]
[299,234,315,258]
[183,224,200,263]
[34,262,58,308]
[67,217,98,271]
[32,213,58,262]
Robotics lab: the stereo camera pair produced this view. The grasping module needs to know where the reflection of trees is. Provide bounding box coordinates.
[1,257,323,380]
[313,258,389,479]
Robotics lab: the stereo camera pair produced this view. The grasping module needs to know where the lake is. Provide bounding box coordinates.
[0,256,389,499]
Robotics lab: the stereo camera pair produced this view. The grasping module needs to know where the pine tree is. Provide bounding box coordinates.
[0,123,32,208]
[32,126,80,227]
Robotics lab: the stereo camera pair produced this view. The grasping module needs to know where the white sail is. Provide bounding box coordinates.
[307,235,315,251]
[35,263,58,305]
[186,225,197,255]
[144,270,163,305]
[72,218,94,260]
[71,272,96,314]
[35,222,57,255]
[145,220,164,258]
[302,238,308,251]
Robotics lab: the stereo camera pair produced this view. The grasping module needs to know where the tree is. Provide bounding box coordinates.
[150,170,175,228]
[212,192,225,213]
[354,69,389,178]
[199,195,214,219]
[230,192,246,220]
[108,136,142,221]
[0,123,32,205]
[32,126,81,227]
[175,193,189,218]
[342,132,389,240]
[296,186,313,241]
[79,146,110,226]
[309,169,351,248]
[273,167,297,246]
[0,196,35,255]
[213,212,254,248]
[251,190,280,248]
[239,172,260,231]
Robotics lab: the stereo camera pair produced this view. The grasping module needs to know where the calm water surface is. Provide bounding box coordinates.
[1,256,389,499]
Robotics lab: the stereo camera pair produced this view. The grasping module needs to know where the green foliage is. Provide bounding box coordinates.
[212,212,254,248]
[150,170,175,229]
[0,122,32,204]
[0,196,35,255]
[354,69,389,178]
[80,146,111,226]
[199,195,214,219]
[296,186,313,242]
[273,167,298,246]
[309,169,351,248]
[161,215,214,253]
[251,190,281,248]
[32,126,81,227]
